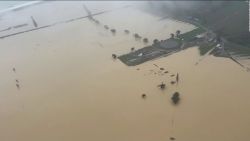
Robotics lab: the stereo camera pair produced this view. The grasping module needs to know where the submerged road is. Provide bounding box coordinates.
[0,10,108,39]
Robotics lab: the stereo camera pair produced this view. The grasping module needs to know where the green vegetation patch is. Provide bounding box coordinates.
[178,27,205,42]
[198,42,216,56]
[226,42,250,57]
[118,46,166,66]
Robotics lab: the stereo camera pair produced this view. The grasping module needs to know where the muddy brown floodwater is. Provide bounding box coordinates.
[0,1,250,141]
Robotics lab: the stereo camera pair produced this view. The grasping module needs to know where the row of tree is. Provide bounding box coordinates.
[170,30,181,39]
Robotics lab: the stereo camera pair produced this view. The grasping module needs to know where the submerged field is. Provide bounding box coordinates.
[0,1,250,141]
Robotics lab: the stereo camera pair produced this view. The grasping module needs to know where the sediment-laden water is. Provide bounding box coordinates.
[0,1,250,141]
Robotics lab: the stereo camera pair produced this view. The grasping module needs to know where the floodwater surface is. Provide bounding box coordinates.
[0,1,250,141]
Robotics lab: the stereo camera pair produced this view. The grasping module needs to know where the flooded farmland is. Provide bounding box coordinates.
[0,1,250,141]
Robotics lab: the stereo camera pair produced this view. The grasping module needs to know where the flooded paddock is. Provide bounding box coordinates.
[0,1,250,141]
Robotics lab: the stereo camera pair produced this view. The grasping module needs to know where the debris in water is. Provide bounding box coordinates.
[134,33,140,38]
[153,64,159,68]
[104,25,109,29]
[124,29,130,34]
[110,29,116,34]
[13,67,16,72]
[170,81,176,85]
[16,83,20,89]
[112,54,117,59]
[170,74,175,77]
[164,71,169,73]
[158,82,166,90]
[141,94,146,99]
[93,19,100,24]
[160,68,164,70]
[136,68,140,70]
[171,92,180,104]
[170,137,176,140]
[143,38,148,43]
[131,47,135,52]
[134,33,141,39]
[16,79,19,83]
